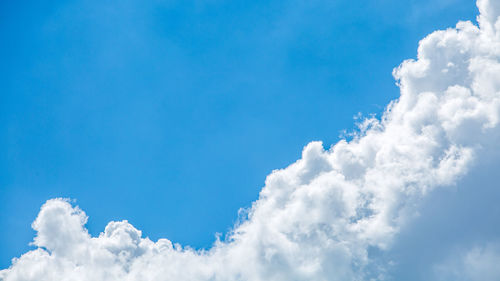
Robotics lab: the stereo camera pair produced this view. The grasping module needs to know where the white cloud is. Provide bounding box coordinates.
[434,243,500,281]
[2,1,500,280]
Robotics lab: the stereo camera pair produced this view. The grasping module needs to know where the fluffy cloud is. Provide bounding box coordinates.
[2,1,500,280]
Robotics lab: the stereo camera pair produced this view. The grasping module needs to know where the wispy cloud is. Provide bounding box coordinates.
[434,243,500,281]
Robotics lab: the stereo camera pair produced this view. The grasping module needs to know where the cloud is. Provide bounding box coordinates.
[433,243,500,281]
[1,1,500,280]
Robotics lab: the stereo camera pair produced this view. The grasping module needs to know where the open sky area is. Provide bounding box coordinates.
[4,1,500,280]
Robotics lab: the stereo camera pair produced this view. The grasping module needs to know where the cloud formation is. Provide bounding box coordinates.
[434,243,500,281]
[2,0,500,280]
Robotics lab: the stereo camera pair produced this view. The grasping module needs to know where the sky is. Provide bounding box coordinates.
[2,0,500,280]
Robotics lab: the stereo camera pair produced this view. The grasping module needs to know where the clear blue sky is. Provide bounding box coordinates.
[0,0,477,268]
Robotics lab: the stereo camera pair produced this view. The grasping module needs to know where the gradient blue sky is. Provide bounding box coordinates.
[0,0,478,268]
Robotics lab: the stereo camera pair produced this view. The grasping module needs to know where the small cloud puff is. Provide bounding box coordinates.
[434,243,500,281]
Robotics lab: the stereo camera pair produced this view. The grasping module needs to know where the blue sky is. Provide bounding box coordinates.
[0,0,479,271]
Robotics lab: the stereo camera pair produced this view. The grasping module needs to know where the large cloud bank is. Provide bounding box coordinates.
[2,1,500,280]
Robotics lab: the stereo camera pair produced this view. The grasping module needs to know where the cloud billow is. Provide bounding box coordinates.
[2,0,500,280]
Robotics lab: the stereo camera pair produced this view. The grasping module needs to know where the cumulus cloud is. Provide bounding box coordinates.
[2,0,500,280]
